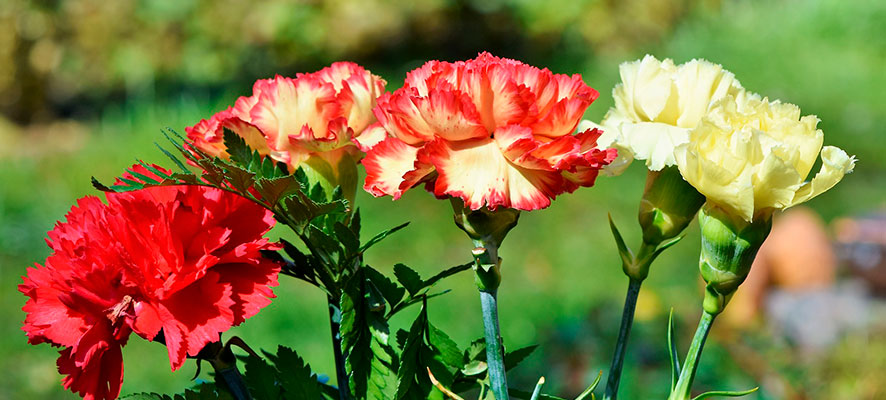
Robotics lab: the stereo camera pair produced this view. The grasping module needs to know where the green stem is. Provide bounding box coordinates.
[479,288,509,400]
[602,278,642,400]
[471,238,509,400]
[668,311,717,400]
[328,297,351,400]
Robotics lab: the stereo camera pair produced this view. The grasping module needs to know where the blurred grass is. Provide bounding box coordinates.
[2,0,885,398]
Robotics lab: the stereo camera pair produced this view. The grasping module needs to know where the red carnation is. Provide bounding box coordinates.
[20,171,280,400]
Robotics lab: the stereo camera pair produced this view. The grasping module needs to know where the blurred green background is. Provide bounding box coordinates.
[2,0,884,398]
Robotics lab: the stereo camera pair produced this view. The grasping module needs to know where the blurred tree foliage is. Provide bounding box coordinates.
[0,0,716,123]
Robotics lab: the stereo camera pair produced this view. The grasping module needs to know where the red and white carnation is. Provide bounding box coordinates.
[362,53,617,211]
[186,62,386,171]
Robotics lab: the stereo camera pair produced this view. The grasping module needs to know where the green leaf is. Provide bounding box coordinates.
[574,371,602,400]
[423,262,472,289]
[120,394,175,400]
[349,209,362,241]
[270,346,323,399]
[341,271,395,400]
[243,355,281,399]
[361,222,410,253]
[504,345,538,370]
[223,128,253,166]
[428,323,463,369]
[507,388,567,400]
[691,387,759,400]
[254,176,301,206]
[668,309,681,391]
[395,307,430,400]
[364,267,406,308]
[222,165,256,193]
[608,214,633,266]
[334,222,361,254]
[393,264,424,296]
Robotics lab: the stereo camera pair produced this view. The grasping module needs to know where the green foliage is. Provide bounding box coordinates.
[92,128,346,237]
[340,268,397,400]
[121,383,227,400]
[240,346,330,400]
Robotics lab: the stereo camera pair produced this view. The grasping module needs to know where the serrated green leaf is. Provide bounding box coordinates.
[341,271,395,400]
[120,393,173,400]
[222,165,256,193]
[271,346,323,399]
[465,338,486,362]
[182,383,223,400]
[334,222,360,254]
[364,267,406,309]
[243,355,281,400]
[504,345,538,370]
[428,323,463,369]
[254,176,301,206]
[394,264,424,296]
[395,307,429,400]
[223,128,253,166]
[349,209,362,241]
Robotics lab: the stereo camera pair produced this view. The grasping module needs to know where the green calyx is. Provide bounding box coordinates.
[638,166,706,246]
[697,204,772,314]
[451,199,520,292]
[609,214,684,282]
[299,150,359,205]
[451,199,520,246]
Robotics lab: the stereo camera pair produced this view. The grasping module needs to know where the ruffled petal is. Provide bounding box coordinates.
[426,138,564,211]
[353,122,389,152]
[789,146,856,207]
[362,137,433,198]
[57,323,126,400]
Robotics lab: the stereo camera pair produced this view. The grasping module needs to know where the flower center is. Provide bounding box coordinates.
[106,295,135,326]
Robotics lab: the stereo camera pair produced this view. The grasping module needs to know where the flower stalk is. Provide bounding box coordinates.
[668,310,716,400]
[452,200,519,400]
[328,297,352,400]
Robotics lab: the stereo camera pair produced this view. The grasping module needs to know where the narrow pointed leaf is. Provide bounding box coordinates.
[361,222,410,253]
[574,370,602,400]
[608,214,633,264]
[691,387,759,400]
[668,308,681,391]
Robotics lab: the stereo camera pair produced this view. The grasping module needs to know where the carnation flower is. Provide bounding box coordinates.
[675,95,856,223]
[20,168,280,400]
[186,62,386,171]
[593,55,746,171]
[362,52,617,211]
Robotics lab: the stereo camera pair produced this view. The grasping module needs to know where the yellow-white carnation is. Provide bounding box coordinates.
[592,55,746,171]
[675,95,856,223]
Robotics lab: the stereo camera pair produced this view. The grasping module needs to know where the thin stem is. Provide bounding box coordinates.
[479,289,509,400]
[214,366,253,400]
[328,297,351,400]
[668,310,716,400]
[602,279,643,400]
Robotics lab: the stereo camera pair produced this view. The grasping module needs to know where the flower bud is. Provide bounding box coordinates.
[697,204,772,314]
[638,166,705,246]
